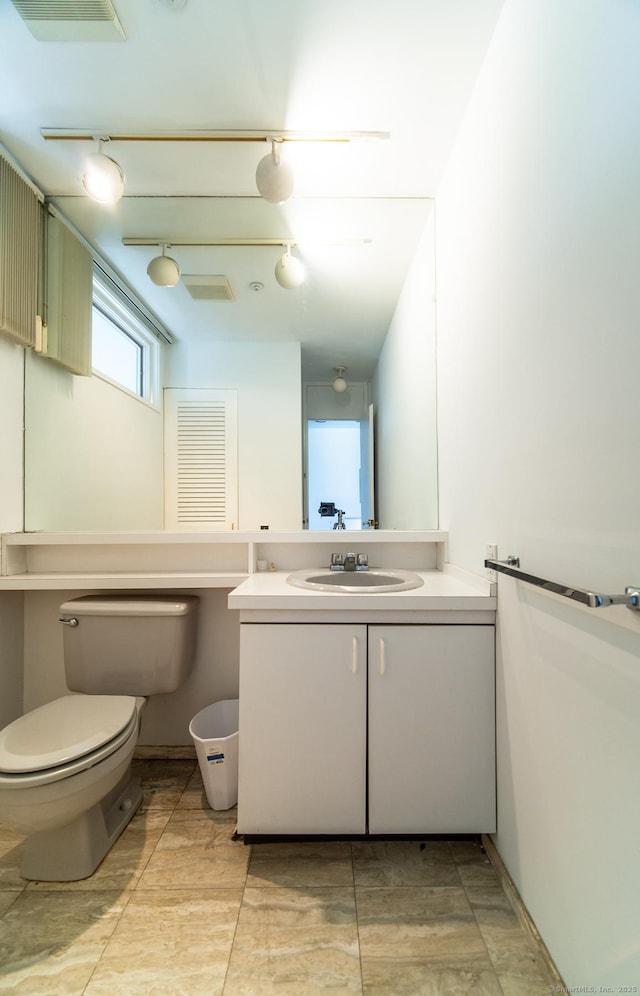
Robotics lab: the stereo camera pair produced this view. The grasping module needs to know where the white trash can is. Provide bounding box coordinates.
[189,699,239,810]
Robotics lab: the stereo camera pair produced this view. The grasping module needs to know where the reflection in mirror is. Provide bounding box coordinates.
[371,212,438,530]
[303,383,374,531]
[24,347,165,533]
[307,420,364,530]
[24,211,438,532]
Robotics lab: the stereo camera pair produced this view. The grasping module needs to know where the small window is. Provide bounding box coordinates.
[91,264,166,406]
[92,307,143,395]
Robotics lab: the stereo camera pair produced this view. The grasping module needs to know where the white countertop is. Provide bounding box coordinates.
[228,568,496,619]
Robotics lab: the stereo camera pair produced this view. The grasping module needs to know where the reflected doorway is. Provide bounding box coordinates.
[306,414,374,529]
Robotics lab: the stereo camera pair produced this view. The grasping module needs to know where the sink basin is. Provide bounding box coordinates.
[287,568,424,593]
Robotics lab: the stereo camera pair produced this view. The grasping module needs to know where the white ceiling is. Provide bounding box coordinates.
[0,0,504,381]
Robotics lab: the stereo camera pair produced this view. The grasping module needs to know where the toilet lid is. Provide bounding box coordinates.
[0,695,138,774]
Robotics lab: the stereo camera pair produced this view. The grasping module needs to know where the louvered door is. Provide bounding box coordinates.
[164,389,238,530]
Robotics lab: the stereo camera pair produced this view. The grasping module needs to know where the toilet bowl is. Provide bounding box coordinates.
[0,595,199,881]
[0,694,145,881]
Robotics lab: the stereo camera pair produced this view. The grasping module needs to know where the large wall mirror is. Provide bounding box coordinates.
[23,212,438,533]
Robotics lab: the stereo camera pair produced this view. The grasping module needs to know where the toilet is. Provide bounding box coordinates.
[0,594,199,882]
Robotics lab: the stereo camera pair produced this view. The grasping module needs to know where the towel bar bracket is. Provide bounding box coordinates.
[624,586,640,610]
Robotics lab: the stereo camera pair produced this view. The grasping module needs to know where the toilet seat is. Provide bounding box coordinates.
[0,695,139,788]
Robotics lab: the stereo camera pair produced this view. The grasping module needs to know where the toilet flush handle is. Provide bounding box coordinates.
[59,617,79,627]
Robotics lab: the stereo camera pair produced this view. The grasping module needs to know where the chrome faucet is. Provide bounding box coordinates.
[330,551,369,571]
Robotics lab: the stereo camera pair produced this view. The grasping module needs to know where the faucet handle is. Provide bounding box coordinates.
[357,553,368,568]
[330,552,344,568]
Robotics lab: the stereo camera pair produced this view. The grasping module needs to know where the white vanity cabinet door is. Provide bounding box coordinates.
[237,623,367,835]
[368,625,496,834]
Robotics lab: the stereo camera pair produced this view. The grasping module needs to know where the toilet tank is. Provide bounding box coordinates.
[59,595,199,696]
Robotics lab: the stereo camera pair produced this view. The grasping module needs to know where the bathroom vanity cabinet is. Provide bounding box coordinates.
[0,531,496,789]
[237,622,496,836]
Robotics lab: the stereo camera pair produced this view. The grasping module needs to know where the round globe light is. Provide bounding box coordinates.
[147,252,181,287]
[274,250,304,289]
[255,144,294,203]
[81,152,125,204]
[332,375,348,393]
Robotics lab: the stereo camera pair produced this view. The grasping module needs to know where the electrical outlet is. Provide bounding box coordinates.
[486,544,497,582]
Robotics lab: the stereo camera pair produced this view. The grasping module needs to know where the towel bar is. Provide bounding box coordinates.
[484,558,640,612]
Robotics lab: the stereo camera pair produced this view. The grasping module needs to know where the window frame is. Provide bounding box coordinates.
[91,268,161,409]
[92,304,144,396]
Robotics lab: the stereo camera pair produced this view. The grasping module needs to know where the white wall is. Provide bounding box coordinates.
[23,334,302,532]
[167,340,302,530]
[435,0,640,987]
[373,208,438,529]
[24,350,164,530]
[0,336,25,724]
[0,336,24,532]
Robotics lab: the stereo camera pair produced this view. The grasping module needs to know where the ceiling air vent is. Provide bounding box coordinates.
[10,1,126,41]
[182,275,235,302]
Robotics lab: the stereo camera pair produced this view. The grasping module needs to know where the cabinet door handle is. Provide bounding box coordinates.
[352,636,358,674]
[379,637,386,675]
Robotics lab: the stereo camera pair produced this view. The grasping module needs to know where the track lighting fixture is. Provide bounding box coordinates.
[255,139,294,203]
[132,239,306,291]
[80,140,125,203]
[147,245,181,287]
[47,129,389,205]
[274,245,304,289]
[332,366,348,393]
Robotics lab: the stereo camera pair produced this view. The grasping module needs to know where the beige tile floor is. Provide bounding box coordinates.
[0,759,559,995]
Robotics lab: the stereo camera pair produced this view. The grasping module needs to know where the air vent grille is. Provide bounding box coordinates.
[12,1,116,18]
[182,275,235,302]
[10,0,125,40]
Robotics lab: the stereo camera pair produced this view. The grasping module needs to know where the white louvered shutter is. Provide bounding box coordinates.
[42,215,93,375]
[164,389,238,530]
[0,153,41,347]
